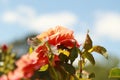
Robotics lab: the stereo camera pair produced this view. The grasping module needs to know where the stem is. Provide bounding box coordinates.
[79,59,83,78]
[72,74,79,80]
[79,48,85,78]
[46,41,54,60]
[49,63,59,80]
[46,42,59,80]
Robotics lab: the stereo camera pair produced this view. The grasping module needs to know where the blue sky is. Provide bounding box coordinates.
[0,0,120,60]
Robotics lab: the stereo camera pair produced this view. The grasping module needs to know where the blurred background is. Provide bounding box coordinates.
[0,0,120,80]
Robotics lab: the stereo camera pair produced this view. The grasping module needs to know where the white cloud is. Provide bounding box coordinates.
[2,11,18,23]
[94,12,120,40]
[17,5,36,18]
[30,12,77,31]
[2,5,77,32]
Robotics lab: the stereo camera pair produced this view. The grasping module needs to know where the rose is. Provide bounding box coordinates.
[15,53,49,79]
[28,26,80,72]
[15,54,35,79]
[14,26,79,79]
[0,75,8,80]
[37,26,80,48]
[29,43,59,69]
[0,26,80,80]
[0,54,34,80]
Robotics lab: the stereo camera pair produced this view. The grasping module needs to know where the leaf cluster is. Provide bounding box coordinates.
[0,45,16,76]
[34,32,108,80]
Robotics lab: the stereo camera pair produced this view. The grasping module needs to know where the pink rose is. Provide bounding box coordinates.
[37,26,79,47]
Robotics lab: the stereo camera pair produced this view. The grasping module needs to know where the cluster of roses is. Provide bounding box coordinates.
[0,26,80,80]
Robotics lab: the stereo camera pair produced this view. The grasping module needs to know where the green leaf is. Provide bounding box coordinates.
[69,46,78,64]
[58,49,70,57]
[29,46,33,54]
[109,68,120,78]
[89,72,95,79]
[39,64,49,71]
[88,45,108,59]
[59,53,68,62]
[83,51,95,65]
[83,33,92,50]
[62,63,75,74]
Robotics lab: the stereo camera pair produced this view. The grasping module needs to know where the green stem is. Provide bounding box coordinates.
[49,62,59,80]
[46,41,54,60]
[79,59,82,78]
[46,42,59,80]
[72,74,79,80]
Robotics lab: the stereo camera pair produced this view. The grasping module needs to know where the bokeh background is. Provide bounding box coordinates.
[0,0,120,80]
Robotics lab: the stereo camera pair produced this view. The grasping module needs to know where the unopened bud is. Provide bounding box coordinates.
[2,44,8,52]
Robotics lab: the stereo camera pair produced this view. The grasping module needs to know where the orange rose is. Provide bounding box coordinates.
[37,26,79,47]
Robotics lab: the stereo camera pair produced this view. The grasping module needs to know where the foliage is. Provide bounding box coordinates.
[109,68,120,79]
[85,55,119,80]
[0,45,16,76]
[0,26,108,80]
